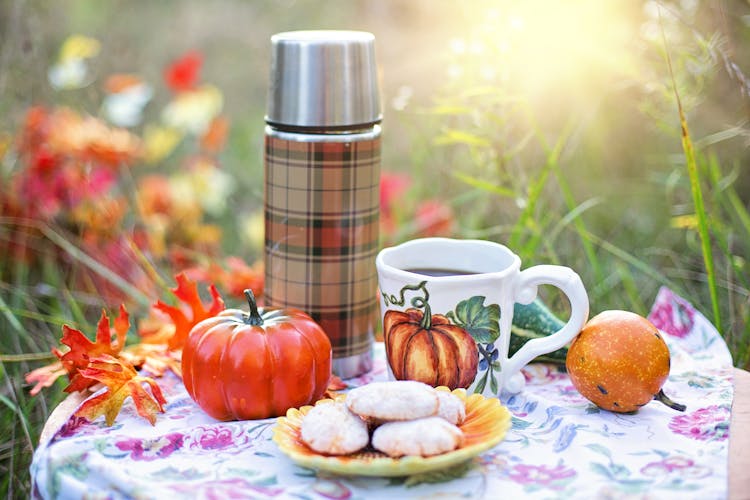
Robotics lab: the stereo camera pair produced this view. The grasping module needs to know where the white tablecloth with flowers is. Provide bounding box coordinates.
[31,287,733,499]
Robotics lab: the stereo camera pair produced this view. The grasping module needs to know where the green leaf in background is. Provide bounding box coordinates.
[447,296,500,344]
[433,129,491,148]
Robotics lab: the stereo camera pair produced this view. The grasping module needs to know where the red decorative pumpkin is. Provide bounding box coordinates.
[383,305,478,389]
[182,290,332,420]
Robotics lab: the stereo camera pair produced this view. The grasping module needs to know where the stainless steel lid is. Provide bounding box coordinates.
[266,30,381,129]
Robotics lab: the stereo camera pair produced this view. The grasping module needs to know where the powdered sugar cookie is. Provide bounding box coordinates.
[436,390,466,425]
[300,401,369,455]
[345,380,439,421]
[371,416,464,457]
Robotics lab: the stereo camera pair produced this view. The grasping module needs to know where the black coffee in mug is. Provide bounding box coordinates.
[404,268,479,277]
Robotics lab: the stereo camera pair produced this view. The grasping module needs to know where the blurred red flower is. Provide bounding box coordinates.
[379,172,411,237]
[415,199,455,237]
[9,107,138,221]
[164,51,203,93]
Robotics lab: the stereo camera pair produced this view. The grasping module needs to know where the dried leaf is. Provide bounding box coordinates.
[57,305,131,393]
[75,354,166,426]
[136,306,177,345]
[327,374,347,391]
[322,374,348,399]
[121,343,182,378]
[25,361,67,396]
[155,272,224,350]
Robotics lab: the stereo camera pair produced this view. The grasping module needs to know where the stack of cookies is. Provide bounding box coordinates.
[300,380,465,458]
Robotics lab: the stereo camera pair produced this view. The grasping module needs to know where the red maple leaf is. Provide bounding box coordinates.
[164,50,202,93]
[74,354,166,426]
[155,272,224,350]
[55,305,130,393]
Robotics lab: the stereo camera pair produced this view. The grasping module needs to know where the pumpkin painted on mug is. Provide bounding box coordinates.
[383,305,478,389]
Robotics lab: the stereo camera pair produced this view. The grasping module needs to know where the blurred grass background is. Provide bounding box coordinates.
[2,0,750,497]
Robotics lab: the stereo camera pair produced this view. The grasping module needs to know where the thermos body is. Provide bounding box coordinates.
[264,126,380,376]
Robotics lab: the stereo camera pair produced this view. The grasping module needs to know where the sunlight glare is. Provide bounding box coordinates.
[460,1,638,98]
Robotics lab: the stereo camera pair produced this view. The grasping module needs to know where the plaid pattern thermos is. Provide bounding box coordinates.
[264,128,380,375]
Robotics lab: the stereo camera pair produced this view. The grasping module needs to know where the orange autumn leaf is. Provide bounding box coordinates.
[328,374,347,391]
[25,305,129,395]
[155,273,225,350]
[322,374,348,400]
[56,305,130,393]
[25,361,67,396]
[121,343,182,378]
[136,306,176,345]
[74,354,166,426]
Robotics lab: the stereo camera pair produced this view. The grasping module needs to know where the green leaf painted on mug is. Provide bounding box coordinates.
[490,369,499,395]
[448,296,500,344]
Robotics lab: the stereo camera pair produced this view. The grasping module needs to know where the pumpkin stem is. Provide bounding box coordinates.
[654,389,686,412]
[420,303,433,330]
[243,289,264,326]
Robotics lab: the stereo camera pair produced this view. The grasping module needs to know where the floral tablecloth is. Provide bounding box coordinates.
[31,287,734,499]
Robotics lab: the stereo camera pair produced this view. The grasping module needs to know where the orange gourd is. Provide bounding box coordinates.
[566,310,685,413]
[182,290,332,420]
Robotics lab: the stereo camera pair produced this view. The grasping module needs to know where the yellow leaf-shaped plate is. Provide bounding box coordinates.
[272,387,511,477]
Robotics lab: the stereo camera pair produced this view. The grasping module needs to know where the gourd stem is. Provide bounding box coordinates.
[654,389,686,412]
[243,289,264,326]
[420,303,432,330]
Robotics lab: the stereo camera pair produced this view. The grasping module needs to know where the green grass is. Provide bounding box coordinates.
[1,264,71,498]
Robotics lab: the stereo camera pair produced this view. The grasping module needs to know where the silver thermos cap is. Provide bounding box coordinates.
[266,30,382,129]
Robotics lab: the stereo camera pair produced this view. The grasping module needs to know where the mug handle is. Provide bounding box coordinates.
[502,265,589,392]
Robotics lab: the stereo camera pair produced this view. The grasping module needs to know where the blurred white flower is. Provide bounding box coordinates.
[390,85,413,111]
[169,159,234,216]
[103,80,153,127]
[48,35,100,91]
[48,59,89,90]
[161,84,223,135]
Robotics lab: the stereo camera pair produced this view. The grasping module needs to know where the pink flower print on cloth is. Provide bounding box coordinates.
[506,462,577,491]
[669,405,730,441]
[115,432,183,461]
[185,425,252,454]
[171,478,283,498]
[640,456,712,480]
[648,286,696,338]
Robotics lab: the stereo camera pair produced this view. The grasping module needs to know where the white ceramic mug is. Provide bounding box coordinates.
[375,238,589,395]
